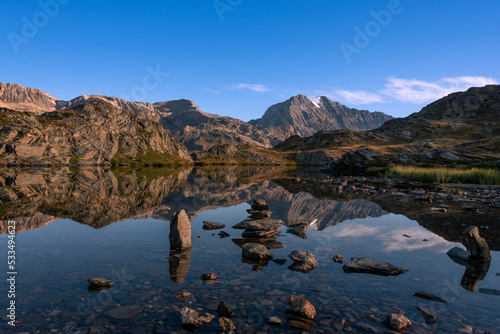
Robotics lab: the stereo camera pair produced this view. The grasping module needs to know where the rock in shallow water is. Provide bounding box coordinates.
[217,301,235,318]
[201,272,218,281]
[267,316,282,326]
[179,307,215,330]
[232,219,284,231]
[169,210,192,251]
[288,250,318,273]
[342,257,405,276]
[202,221,226,230]
[382,313,411,331]
[242,230,280,238]
[286,295,316,320]
[462,226,491,260]
[219,317,236,332]
[413,291,447,303]
[417,306,436,323]
[241,243,274,260]
[106,305,144,320]
[87,277,114,291]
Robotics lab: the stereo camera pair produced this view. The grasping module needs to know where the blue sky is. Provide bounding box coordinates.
[1,0,499,120]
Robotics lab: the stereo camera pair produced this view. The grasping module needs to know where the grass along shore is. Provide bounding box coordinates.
[385,165,500,185]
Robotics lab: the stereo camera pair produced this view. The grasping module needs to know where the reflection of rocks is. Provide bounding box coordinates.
[233,219,284,231]
[343,257,405,276]
[0,212,55,234]
[242,230,280,238]
[168,249,191,284]
[0,167,191,232]
[460,260,491,292]
[447,227,491,292]
[287,223,307,238]
[232,238,283,250]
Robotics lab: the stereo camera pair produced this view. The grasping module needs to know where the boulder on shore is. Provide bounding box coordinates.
[342,257,405,276]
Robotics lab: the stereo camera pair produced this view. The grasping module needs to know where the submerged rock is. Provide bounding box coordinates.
[218,231,231,238]
[169,210,192,251]
[219,317,236,332]
[179,307,215,330]
[201,273,218,281]
[478,288,500,295]
[267,316,282,326]
[233,219,284,231]
[413,291,447,303]
[447,247,471,264]
[241,243,274,260]
[417,306,436,323]
[217,301,235,318]
[106,305,144,320]
[462,226,491,260]
[286,295,316,320]
[382,313,411,331]
[288,251,318,273]
[87,278,114,291]
[342,257,405,276]
[202,221,226,230]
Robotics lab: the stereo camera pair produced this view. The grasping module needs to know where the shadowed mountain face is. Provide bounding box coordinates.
[249,95,393,137]
[0,167,387,233]
[0,168,192,230]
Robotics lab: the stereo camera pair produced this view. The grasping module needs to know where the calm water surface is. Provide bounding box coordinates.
[0,167,499,333]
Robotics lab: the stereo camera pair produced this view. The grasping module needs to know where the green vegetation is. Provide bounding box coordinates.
[69,157,79,165]
[386,165,500,185]
[138,129,152,138]
[111,149,184,166]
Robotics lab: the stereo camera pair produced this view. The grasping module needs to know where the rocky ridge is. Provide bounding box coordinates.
[0,99,191,166]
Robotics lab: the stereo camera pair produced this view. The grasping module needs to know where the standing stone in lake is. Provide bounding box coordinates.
[462,226,491,260]
[170,210,192,251]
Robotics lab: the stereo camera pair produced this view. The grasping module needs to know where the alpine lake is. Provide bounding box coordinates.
[0,166,499,334]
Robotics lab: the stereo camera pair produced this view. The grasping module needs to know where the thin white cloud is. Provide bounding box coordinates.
[331,76,498,105]
[334,90,386,104]
[381,76,498,103]
[231,83,271,93]
[201,87,222,94]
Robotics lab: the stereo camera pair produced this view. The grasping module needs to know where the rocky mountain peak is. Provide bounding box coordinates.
[249,94,393,137]
[0,82,60,114]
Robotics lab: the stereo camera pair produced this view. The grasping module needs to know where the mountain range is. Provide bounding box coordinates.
[1,82,499,168]
[0,82,392,151]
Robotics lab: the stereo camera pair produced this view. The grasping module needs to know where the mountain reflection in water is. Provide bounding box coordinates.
[0,167,499,333]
